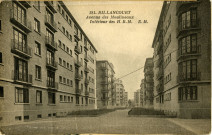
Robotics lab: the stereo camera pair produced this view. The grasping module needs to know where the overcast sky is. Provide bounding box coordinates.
[66,1,163,99]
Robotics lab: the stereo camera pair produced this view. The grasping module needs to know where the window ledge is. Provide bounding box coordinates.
[35,78,42,82]
[34,53,41,57]
[0,63,4,66]
[48,104,56,106]
[33,6,41,13]
[34,30,41,36]
[36,103,43,105]
[0,97,4,99]
[14,103,30,105]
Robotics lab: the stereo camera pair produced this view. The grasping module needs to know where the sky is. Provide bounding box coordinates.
[66,1,163,99]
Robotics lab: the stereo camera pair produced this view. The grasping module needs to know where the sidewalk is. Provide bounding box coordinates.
[167,118,211,134]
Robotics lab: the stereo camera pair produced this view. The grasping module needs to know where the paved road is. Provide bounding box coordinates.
[0,109,209,135]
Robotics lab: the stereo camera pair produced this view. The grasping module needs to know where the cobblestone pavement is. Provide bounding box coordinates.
[0,109,210,135]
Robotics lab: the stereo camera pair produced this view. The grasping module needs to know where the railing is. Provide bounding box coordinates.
[177,45,201,60]
[11,39,32,58]
[10,9,32,33]
[74,45,81,54]
[44,1,57,13]
[177,72,201,83]
[177,19,200,36]
[47,81,58,90]
[74,59,82,67]
[45,36,57,50]
[44,15,57,32]
[46,58,58,69]
[12,70,32,84]
[75,73,82,81]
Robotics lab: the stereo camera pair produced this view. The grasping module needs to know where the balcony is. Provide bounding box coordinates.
[75,73,82,81]
[12,70,32,85]
[101,67,108,70]
[177,45,201,61]
[74,45,81,54]
[85,91,89,96]
[11,39,32,58]
[176,1,200,14]
[84,67,90,73]
[18,1,31,8]
[75,88,81,95]
[47,81,58,90]
[10,9,32,33]
[74,59,82,67]
[74,33,80,41]
[46,58,58,70]
[85,78,89,85]
[177,72,201,83]
[45,36,58,51]
[101,80,108,85]
[84,55,89,62]
[84,44,88,50]
[44,1,57,13]
[44,16,57,32]
[156,68,163,80]
[156,54,163,68]
[176,19,201,37]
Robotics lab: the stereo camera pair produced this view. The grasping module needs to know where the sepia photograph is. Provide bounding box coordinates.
[0,0,211,134]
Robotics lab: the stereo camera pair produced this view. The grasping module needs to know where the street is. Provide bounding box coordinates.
[0,109,210,135]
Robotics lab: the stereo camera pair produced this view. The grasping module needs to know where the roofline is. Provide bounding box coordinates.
[97,60,115,73]
[151,2,166,48]
[59,1,98,53]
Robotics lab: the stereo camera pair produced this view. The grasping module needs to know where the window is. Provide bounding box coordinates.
[0,52,2,63]
[179,34,197,55]
[76,96,79,104]
[63,77,66,84]
[60,95,63,101]
[63,60,66,67]
[68,96,70,102]
[63,44,65,50]
[64,96,67,102]
[15,88,29,103]
[0,87,4,97]
[70,65,73,71]
[15,116,21,121]
[58,40,62,48]
[178,86,197,101]
[14,58,28,82]
[46,29,54,44]
[34,18,40,33]
[70,50,72,56]
[35,42,41,55]
[48,92,55,104]
[179,59,197,81]
[59,58,62,65]
[66,47,69,53]
[66,31,69,37]
[36,90,42,103]
[59,76,62,83]
[81,84,83,91]
[12,2,26,24]
[37,114,42,118]
[69,35,72,41]
[57,4,61,12]
[67,79,69,85]
[71,97,73,102]
[62,10,65,17]
[69,19,72,26]
[46,9,53,26]
[67,63,69,69]
[65,15,68,21]
[74,25,78,35]
[62,27,65,33]
[47,70,55,87]
[34,1,40,11]
[0,20,2,31]
[35,65,41,80]
[70,80,73,86]
[47,49,54,66]
[81,97,83,104]
[179,9,197,30]
[13,29,27,53]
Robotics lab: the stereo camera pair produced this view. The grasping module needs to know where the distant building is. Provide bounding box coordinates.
[139,79,145,107]
[96,60,115,109]
[152,1,211,118]
[143,58,154,108]
[134,89,140,107]
[124,92,128,107]
[115,79,126,107]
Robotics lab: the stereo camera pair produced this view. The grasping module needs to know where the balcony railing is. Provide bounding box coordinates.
[75,73,82,81]
[85,78,89,85]
[44,1,57,13]
[47,81,58,90]
[177,72,201,83]
[74,45,81,54]
[177,19,200,37]
[101,66,108,70]
[19,1,31,8]
[11,39,32,58]
[85,91,89,96]
[12,70,32,85]
[74,59,82,67]
[84,66,90,73]
[84,54,89,62]
[45,36,58,51]
[75,88,81,95]
[177,45,201,60]
[176,1,199,13]
[46,58,58,70]
[44,15,57,32]
[10,9,32,33]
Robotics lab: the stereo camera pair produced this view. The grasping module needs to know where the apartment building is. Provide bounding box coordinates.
[139,79,145,107]
[143,58,154,109]
[124,92,128,107]
[152,1,211,118]
[114,79,126,107]
[134,90,140,107]
[0,1,97,125]
[96,60,115,109]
